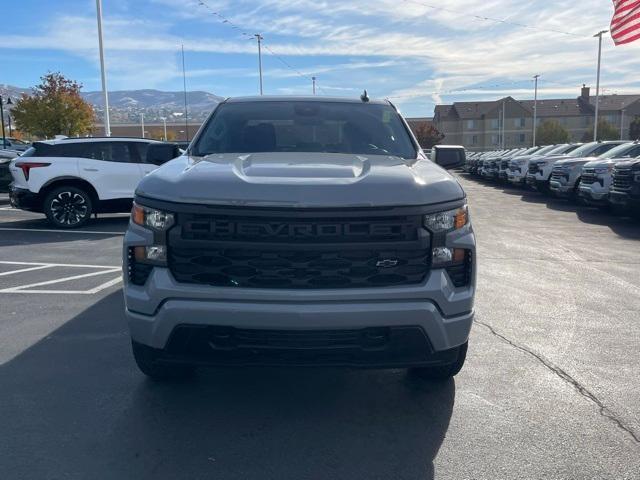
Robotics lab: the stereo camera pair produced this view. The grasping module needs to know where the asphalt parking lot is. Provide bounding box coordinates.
[1,177,639,480]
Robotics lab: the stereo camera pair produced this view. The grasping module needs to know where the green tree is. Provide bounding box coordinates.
[11,72,95,138]
[413,122,445,149]
[582,119,619,142]
[536,120,570,145]
[629,116,640,140]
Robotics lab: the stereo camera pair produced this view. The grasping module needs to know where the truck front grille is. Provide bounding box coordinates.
[167,210,431,289]
[551,168,568,183]
[580,168,598,186]
[612,167,633,192]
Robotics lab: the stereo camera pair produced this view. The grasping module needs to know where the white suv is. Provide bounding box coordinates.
[8,137,179,228]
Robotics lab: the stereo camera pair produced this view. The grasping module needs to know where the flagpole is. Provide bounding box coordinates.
[593,30,608,142]
[95,0,111,137]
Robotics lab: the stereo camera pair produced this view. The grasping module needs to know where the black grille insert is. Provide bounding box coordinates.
[612,168,633,192]
[167,210,430,289]
[169,247,430,289]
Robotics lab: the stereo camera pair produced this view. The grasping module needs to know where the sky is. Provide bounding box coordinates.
[1,0,640,117]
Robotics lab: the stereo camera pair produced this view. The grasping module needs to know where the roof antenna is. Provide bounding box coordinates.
[360,90,370,103]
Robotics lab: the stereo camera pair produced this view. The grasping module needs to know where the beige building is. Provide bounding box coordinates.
[433,86,640,151]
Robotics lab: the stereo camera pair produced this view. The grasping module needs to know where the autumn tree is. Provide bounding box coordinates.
[11,72,95,138]
[536,120,570,145]
[413,122,445,149]
[582,119,619,142]
[629,116,640,140]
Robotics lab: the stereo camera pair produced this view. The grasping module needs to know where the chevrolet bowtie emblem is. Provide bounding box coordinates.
[376,259,399,268]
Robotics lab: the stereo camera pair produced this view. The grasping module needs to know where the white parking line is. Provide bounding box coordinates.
[7,276,123,295]
[0,261,122,295]
[0,268,121,293]
[0,227,124,235]
[0,265,54,277]
[0,260,120,269]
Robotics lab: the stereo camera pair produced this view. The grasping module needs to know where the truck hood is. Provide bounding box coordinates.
[584,157,636,168]
[136,152,465,208]
[530,154,571,165]
[554,156,598,167]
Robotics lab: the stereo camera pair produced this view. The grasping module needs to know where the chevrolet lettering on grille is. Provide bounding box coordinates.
[188,220,414,240]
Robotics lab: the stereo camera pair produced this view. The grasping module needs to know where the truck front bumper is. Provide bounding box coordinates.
[609,190,640,209]
[578,185,609,205]
[549,180,574,197]
[125,266,474,365]
[508,173,526,185]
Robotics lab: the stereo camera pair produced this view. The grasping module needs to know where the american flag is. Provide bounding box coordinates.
[611,0,640,45]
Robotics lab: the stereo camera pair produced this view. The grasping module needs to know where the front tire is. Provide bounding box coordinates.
[409,341,468,382]
[131,341,195,381]
[43,186,93,228]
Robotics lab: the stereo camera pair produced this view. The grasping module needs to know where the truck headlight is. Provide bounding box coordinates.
[594,166,612,175]
[424,205,468,233]
[131,202,175,231]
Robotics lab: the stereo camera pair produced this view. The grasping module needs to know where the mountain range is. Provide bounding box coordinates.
[0,84,223,124]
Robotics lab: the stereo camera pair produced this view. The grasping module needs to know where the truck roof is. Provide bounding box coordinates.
[224,95,390,105]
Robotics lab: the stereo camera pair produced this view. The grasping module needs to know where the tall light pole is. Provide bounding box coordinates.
[160,117,167,140]
[593,30,608,141]
[141,113,145,138]
[95,0,111,137]
[0,96,12,149]
[312,76,316,95]
[501,100,506,149]
[181,44,189,141]
[533,74,540,147]
[255,34,264,95]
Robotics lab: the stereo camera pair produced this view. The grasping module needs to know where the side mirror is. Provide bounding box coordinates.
[146,143,181,165]
[432,148,466,170]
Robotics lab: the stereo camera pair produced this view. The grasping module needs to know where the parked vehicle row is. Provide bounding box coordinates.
[464,141,640,217]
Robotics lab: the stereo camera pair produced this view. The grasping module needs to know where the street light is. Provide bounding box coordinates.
[533,74,540,147]
[160,117,167,141]
[255,34,264,95]
[0,95,13,149]
[593,30,608,141]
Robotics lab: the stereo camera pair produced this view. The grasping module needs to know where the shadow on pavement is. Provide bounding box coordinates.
[0,291,455,480]
[0,215,129,247]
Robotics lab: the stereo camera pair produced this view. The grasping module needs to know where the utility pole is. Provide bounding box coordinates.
[95,0,111,136]
[312,76,316,95]
[593,30,608,141]
[255,34,264,95]
[141,113,145,138]
[620,109,625,140]
[181,44,189,141]
[533,74,540,147]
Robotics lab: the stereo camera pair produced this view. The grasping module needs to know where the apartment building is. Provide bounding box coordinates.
[433,86,640,151]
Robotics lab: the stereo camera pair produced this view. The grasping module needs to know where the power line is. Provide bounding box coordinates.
[402,0,588,38]
[386,78,613,100]
[195,0,327,94]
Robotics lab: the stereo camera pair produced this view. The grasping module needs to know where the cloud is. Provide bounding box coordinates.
[1,0,639,115]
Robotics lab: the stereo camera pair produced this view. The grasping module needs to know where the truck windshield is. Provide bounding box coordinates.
[192,101,417,159]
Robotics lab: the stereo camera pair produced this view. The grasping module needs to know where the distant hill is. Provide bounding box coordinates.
[0,84,223,124]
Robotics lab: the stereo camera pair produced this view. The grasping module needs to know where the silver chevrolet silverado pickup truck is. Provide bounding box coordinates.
[123,96,476,382]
